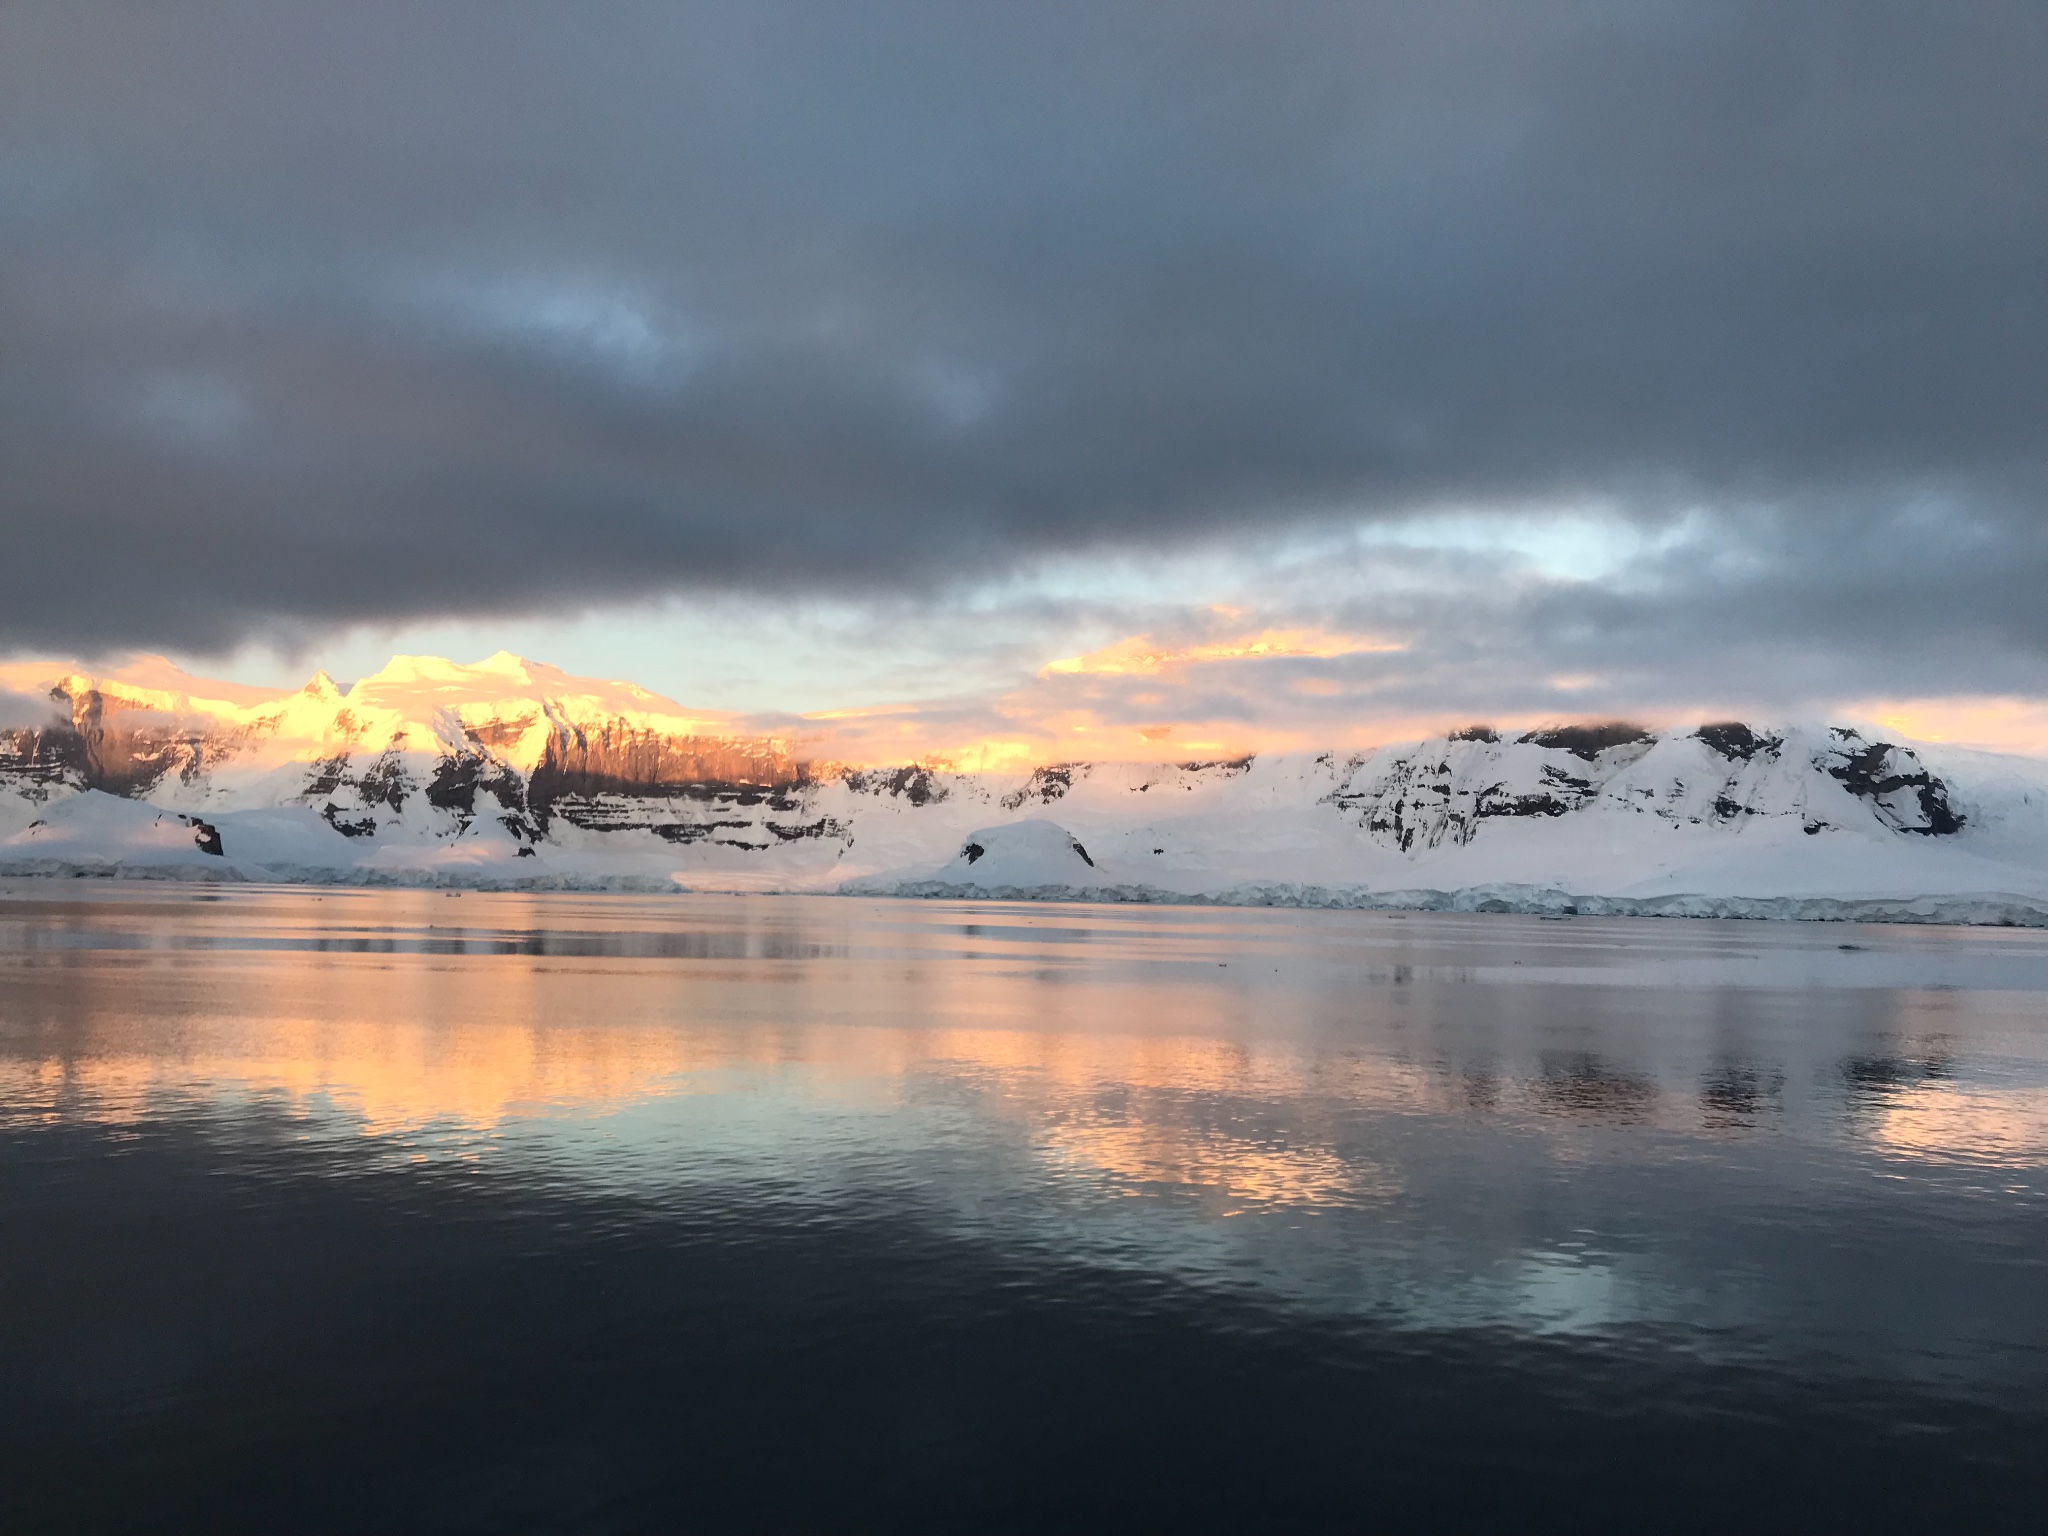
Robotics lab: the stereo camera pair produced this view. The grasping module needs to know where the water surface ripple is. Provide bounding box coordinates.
[2,885,2045,1532]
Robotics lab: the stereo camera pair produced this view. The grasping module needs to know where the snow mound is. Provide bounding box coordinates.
[0,790,237,879]
[845,818,1114,898]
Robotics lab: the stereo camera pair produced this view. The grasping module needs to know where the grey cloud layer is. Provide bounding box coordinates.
[1,1,2043,682]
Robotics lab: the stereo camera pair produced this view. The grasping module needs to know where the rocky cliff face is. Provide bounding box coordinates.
[0,685,232,804]
[0,721,85,806]
[1321,723,1964,853]
[1,654,2029,907]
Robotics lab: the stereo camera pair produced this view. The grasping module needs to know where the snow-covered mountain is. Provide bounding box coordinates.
[4,652,2047,924]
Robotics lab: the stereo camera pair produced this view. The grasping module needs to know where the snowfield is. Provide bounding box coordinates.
[4,653,2047,924]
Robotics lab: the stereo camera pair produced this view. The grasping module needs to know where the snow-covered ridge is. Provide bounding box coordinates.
[3,653,2046,924]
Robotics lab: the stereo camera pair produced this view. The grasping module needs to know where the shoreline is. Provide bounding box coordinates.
[4,866,2046,928]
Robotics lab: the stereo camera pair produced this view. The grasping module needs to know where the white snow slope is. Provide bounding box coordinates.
[3,655,2047,925]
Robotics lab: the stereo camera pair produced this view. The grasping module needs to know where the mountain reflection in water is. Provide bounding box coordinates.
[2,886,2045,1533]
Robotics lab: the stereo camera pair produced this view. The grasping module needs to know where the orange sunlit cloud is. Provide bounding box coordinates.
[761,616,1435,767]
[1041,626,1405,678]
[775,605,1694,767]
[1847,696,2048,757]
[772,613,2048,772]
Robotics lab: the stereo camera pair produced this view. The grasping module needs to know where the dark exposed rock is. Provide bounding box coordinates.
[539,786,840,849]
[962,841,985,864]
[1330,725,1650,851]
[425,756,482,814]
[766,817,847,842]
[1175,756,1255,776]
[544,781,806,831]
[425,753,531,833]
[1822,740,1963,835]
[298,742,435,827]
[321,804,378,838]
[1477,790,1574,821]
[1448,725,1500,743]
[301,754,349,798]
[354,749,412,813]
[1697,722,1783,762]
[1001,764,1076,810]
[649,819,755,844]
[1518,723,1653,760]
[842,765,948,805]
[184,816,223,856]
[1327,717,1973,854]
[0,726,88,802]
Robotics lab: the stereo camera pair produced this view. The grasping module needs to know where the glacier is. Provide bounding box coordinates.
[3,652,2047,926]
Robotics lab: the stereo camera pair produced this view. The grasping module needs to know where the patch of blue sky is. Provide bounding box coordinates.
[409,270,699,383]
[1343,507,1708,584]
[178,505,1711,717]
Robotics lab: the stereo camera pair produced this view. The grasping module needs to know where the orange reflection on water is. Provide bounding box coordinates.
[7,890,2048,1208]
[5,1003,716,1138]
[0,940,726,1134]
[0,918,1427,1210]
[1039,1120,1386,1212]
[1870,1082,2048,1169]
[884,1027,1419,1209]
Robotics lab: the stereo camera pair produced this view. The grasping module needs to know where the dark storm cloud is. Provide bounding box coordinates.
[0,1,2043,664]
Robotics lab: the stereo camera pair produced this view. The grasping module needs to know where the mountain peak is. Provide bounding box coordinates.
[351,652,553,693]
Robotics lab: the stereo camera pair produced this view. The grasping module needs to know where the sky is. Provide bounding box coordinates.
[2,2,2045,763]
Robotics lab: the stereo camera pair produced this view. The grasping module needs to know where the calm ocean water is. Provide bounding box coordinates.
[2,885,2045,1533]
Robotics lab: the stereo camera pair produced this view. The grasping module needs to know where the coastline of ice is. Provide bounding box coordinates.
[837,875,2048,927]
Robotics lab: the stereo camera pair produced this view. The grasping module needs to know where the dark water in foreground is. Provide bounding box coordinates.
[2,887,2045,1533]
